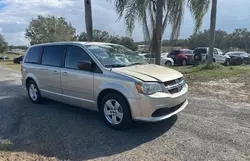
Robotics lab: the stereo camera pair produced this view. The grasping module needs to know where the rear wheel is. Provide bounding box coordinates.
[181,59,187,66]
[27,80,43,104]
[100,93,132,130]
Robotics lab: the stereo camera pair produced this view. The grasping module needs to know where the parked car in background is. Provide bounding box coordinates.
[225,52,250,65]
[138,53,155,64]
[3,56,9,60]
[193,47,230,66]
[167,49,193,66]
[13,55,24,64]
[0,56,3,60]
[161,52,169,57]
[22,42,188,130]
[139,53,174,66]
[161,53,174,66]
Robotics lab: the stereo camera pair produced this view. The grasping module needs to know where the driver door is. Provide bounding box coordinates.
[60,45,95,109]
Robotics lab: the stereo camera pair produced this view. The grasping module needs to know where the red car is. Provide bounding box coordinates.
[167,49,193,66]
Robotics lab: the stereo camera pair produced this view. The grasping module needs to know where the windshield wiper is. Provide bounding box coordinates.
[104,64,127,68]
[127,62,144,66]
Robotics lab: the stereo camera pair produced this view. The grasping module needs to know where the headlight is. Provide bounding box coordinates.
[136,82,163,95]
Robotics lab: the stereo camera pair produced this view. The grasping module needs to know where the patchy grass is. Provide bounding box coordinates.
[0,139,13,151]
[171,63,250,103]
[0,61,20,70]
[0,53,22,60]
[0,53,22,70]
[171,64,250,82]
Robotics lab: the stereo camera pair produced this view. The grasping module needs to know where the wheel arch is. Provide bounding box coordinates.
[25,74,39,89]
[97,89,130,112]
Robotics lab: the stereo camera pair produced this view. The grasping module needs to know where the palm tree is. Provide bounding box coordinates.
[114,0,210,65]
[155,0,164,64]
[207,0,217,65]
[84,0,93,41]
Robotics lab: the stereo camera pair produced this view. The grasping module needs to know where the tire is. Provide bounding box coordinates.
[224,59,230,66]
[100,93,132,130]
[165,61,172,67]
[27,80,43,104]
[181,59,187,66]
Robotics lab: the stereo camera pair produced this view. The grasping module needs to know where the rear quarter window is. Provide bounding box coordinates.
[24,46,43,64]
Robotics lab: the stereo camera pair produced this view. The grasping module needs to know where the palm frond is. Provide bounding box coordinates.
[115,0,129,20]
[188,0,210,33]
[142,10,151,42]
[115,0,148,36]
[167,0,185,40]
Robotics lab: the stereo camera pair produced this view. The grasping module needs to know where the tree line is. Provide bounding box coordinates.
[138,28,250,51]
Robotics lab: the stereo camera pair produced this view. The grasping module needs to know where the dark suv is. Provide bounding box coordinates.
[167,49,193,66]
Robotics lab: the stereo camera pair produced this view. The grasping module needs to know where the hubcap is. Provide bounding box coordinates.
[104,99,123,125]
[29,84,38,101]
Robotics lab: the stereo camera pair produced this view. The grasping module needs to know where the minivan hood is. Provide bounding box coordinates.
[113,64,183,82]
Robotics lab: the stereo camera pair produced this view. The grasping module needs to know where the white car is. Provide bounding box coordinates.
[193,47,230,65]
[139,53,174,66]
[161,53,174,66]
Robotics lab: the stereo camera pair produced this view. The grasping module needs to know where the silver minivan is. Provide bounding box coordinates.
[21,42,188,130]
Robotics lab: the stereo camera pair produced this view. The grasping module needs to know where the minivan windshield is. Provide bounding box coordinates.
[85,44,147,67]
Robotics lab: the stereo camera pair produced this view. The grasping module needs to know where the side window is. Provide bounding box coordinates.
[65,46,92,69]
[186,51,192,54]
[24,46,43,64]
[41,45,66,67]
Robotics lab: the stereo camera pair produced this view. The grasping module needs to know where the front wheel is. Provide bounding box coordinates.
[224,59,230,66]
[165,61,172,67]
[100,93,132,130]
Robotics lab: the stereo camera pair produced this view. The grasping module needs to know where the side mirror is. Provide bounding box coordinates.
[77,61,92,71]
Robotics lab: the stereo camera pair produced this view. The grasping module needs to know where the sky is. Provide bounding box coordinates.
[0,0,250,46]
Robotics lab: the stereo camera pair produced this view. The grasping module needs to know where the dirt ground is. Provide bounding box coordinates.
[0,66,250,161]
[192,73,250,103]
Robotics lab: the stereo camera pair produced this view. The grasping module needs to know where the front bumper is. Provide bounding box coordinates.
[128,84,188,122]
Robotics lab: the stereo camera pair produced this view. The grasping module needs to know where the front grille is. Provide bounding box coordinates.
[164,80,176,86]
[164,77,185,94]
[152,101,185,117]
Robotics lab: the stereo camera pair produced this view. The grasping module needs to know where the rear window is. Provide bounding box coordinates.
[41,45,66,67]
[185,50,193,54]
[24,46,43,64]
[193,48,207,54]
